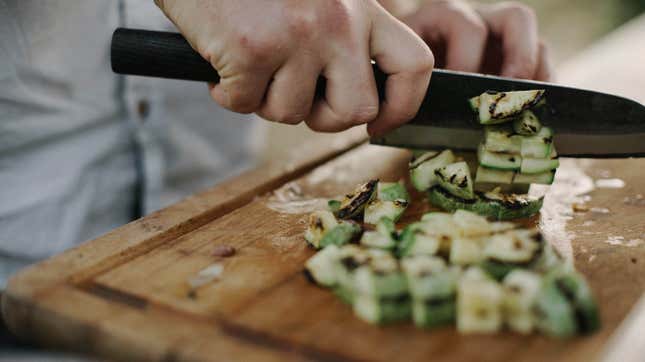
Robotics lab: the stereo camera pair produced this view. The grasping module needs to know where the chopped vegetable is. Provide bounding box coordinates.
[435,161,475,200]
[337,179,378,219]
[304,210,339,248]
[476,90,545,124]
[410,150,456,191]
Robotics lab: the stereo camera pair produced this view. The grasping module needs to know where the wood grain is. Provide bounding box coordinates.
[3,15,645,362]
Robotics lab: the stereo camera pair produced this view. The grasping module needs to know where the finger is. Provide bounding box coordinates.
[305,40,379,132]
[209,69,274,114]
[367,7,434,137]
[478,3,540,79]
[535,40,554,81]
[256,57,322,124]
[443,15,488,72]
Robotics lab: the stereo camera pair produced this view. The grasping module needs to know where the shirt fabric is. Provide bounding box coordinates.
[0,0,262,288]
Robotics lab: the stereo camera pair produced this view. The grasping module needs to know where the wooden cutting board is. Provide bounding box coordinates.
[3,16,645,362]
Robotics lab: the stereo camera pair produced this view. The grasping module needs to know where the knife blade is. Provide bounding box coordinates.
[110,28,645,158]
[370,70,645,158]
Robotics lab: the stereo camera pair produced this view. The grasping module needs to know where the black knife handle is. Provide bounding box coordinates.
[111,28,387,99]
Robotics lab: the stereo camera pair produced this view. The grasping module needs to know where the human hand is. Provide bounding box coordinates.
[155,0,434,136]
[402,0,553,81]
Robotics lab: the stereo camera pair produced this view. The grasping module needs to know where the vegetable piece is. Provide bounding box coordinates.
[549,270,601,335]
[483,125,522,154]
[513,170,556,186]
[337,179,378,219]
[398,222,441,257]
[468,96,480,112]
[452,209,491,237]
[328,200,341,214]
[334,246,378,293]
[512,110,542,136]
[319,221,362,248]
[353,294,412,325]
[481,230,541,280]
[478,144,522,171]
[474,166,515,192]
[457,267,504,333]
[477,90,545,124]
[402,256,460,300]
[450,238,485,266]
[520,158,560,174]
[533,276,578,338]
[410,150,456,191]
[364,199,408,224]
[304,210,339,248]
[435,161,475,200]
[428,187,544,220]
[378,182,410,202]
[502,270,542,334]
[333,285,355,305]
[360,218,398,250]
[354,254,408,297]
[521,127,554,158]
[412,299,456,329]
[304,245,341,287]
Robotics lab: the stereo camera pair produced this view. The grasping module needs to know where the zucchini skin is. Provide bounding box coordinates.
[378,182,410,202]
[413,298,456,328]
[319,222,362,248]
[427,187,543,220]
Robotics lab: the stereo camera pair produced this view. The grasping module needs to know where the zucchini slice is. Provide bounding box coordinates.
[513,110,542,136]
[337,179,378,219]
[474,166,515,192]
[377,182,410,202]
[319,221,362,249]
[521,127,554,158]
[457,267,504,333]
[328,199,341,214]
[304,210,339,249]
[478,191,544,220]
[363,199,408,224]
[520,157,560,174]
[397,222,442,257]
[334,245,376,292]
[502,269,542,334]
[428,186,478,214]
[478,144,522,171]
[304,244,341,287]
[360,218,398,250]
[483,125,522,154]
[435,161,475,200]
[354,294,412,325]
[410,150,456,191]
[513,170,556,186]
[354,255,408,298]
[402,256,460,300]
[477,90,546,124]
[412,299,456,329]
[333,285,355,305]
[481,229,542,280]
[533,277,578,338]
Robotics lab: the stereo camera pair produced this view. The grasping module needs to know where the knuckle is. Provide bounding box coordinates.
[413,46,435,73]
[285,10,318,40]
[468,19,489,40]
[233,31,275,67]
[504,3,537,22]
[343,105,379,125]
[273,111,306,125]
[226,91,259,114]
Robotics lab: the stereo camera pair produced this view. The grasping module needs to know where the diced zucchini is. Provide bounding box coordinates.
[304,245,341,287]
[397,222,442,257]
[478,144,522,171]
[468,96,480,112]
[484,229,542,264]
[477,191,544,220]
[377,182,410,202]
[354,294,412,325]
[410,150,456,191]
[333,284,355,305]
[513,170,556,186]
[304,210,339,248]
[319,221,362,248]
[520,158,560,174]
[354,255,408,297]
[530,240,565,273]
[521,127,554,158]
[360,218,398,250]
[435,161,475,200]
[483,125,522,154]
[335,245,373,292]
[452,209,491,237]
[401,256,460,300]
[457,267,504,333]
[502,270,542,334]
[337,179,378,219]
[364,199,408,224]
[420,212,453,223]
[412,299,456,329]
[477,90,545,124]
[328,200,341,214]
[512,110,542,136]
[474,166,515,192]
[549,270,601,335]
[489,221,519,234]
[533,277,578,338]
[450,237,485,266]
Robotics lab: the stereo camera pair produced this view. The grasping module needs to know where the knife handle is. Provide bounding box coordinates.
[111,28,386,99]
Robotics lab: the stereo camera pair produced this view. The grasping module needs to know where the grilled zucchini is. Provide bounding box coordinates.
[513,110,542,136]
[337,179,378,219]
[502,269,542,334]
[410,150,456,191]
[304,210,339,248]
[305,244,341,287]
[457,267,504,333]
[360,217,398,250]
[477,90,545,124]
[435,161,475,200]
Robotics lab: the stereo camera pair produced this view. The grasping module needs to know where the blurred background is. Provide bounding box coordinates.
[258,0,645,163]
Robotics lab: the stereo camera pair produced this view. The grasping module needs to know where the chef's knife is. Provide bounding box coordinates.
[111,28,645,158]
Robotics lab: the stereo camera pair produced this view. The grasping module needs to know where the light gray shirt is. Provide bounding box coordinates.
[0,0,262,287]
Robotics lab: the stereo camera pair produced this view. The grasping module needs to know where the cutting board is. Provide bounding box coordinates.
[3,16,645,362]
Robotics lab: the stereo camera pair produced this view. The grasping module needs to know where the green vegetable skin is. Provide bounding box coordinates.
[378,182,410,202]
[434,162,475,200]
[319,222,362,248]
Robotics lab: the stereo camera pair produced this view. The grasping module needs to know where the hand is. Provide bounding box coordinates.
[402,0,553,81]
[155,0,434,136]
